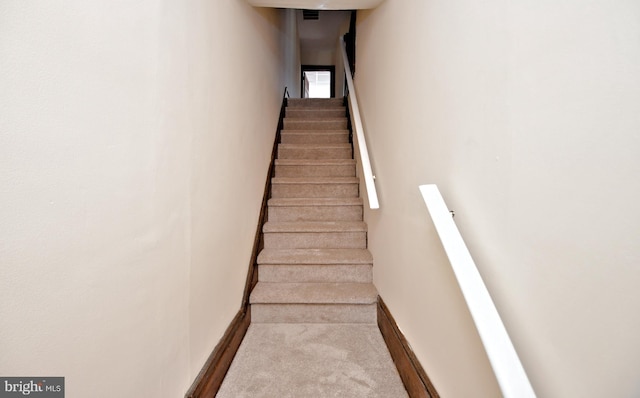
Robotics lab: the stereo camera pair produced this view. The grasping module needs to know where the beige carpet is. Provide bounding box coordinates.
[216,323,409,397]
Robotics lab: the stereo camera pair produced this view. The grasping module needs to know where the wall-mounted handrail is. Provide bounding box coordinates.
[340,37,379,209]
[419,184,536,398]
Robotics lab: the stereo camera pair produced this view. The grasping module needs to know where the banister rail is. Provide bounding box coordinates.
[419,184,536,398]
[340,37,379,209]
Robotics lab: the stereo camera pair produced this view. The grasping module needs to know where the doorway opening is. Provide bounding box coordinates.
[301,65,336,98]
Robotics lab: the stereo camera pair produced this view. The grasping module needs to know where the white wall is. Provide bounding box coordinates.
[0,2,284,397]
[356,0,640,397]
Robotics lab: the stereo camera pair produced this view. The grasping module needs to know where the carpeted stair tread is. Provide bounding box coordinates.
[250,282,378,304]
[263,221,367,233]
[281,131,350,143]
[283,119,348,131]
[271,177,358,184]
[275,159,355,166]
[286,109,346,118]
[281,129,349,134]
[287,98,344,108]
[268,197,362,207]
[257,248,373,265]
[267,196,363,222]
[284,118,348,123]
[277,144,352,160]
[278,143,352,149]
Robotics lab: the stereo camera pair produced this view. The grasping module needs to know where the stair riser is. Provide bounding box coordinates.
[259,264,372,283]
[251,303,377,323]
[281,132,349,145]
[278,146,352,159]
[287,98,344,108]
[271,183,359,198]
[284,120,348,130]
[268,206,362,222]
[286,109,345,119]
[264,232,366,249]
[275,164,355,178]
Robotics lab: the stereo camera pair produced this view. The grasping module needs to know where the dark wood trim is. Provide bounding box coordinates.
[185,308,251,398]
[378,297,440,398]
[185,89,289,398]
[240,89,287,309]
[301,65,336,98]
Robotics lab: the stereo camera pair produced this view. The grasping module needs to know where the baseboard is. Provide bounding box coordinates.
[378,297,440,398]
[185,307,251,398]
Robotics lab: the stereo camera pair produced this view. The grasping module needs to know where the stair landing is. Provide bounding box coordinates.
[216,323,408,398]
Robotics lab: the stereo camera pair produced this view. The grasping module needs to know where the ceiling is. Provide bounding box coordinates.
[246,0,385,9]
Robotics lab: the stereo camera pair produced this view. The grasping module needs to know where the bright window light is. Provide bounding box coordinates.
[304,71,331,98]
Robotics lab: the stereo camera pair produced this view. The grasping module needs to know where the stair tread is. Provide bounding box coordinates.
[272,177,358,184]
[278,143,351,148]
[281,130,349,134]
[284,116,347,122]
[250,282,378,304]
[287,107,345,110]
[264,221,367,233]
[287,98,344,107]
[268,197,362,206]
[275,159,355,165]
[258,248,373,265]
[286,108,345,113]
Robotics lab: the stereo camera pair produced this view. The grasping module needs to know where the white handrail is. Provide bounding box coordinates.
[419,184,536,398]
[340,38,379,209]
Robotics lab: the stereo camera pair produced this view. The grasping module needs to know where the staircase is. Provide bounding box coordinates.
[250,97,378,324]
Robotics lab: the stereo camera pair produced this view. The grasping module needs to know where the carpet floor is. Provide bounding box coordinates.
[216,323,409,397]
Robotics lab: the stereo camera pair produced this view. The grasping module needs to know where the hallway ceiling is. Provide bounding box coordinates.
[246,0,385,9]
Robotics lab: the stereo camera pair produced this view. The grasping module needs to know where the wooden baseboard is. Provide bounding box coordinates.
[185,308,251,398]
[378,297,440,398]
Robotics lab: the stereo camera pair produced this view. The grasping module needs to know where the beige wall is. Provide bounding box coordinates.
[356,0,640,397]
[282,9,302,98]
[0,1,284,397]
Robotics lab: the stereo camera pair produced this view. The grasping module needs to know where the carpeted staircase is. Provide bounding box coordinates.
[250,97,378,324]
[214,98,410,397]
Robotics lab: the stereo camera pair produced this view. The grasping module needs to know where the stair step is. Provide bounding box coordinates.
[278,144,352,159]
[258,248,373,283]
[284,118,348,130]
[268,197,362,221]
[281,130,349,145]
[251,282,377,304]
[250,282,377,323]
[251,303,377,323]
[263,221,367,249]
[285,108,346,119]
[259,263,372,283]
[274,159,355,178]
[264,221,367,233]
[271,177,359,198]
[257,248,373,265]
[287,98,344,108]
